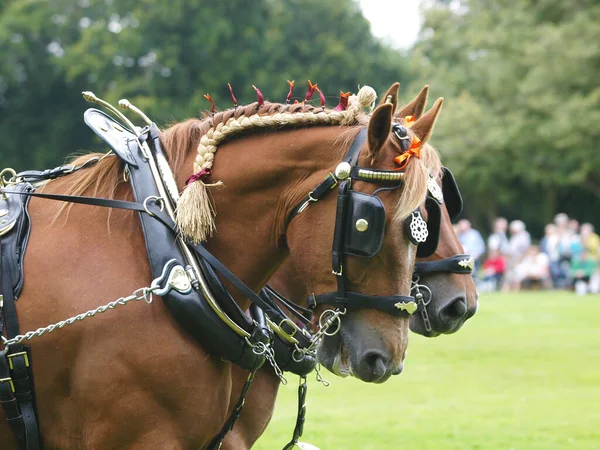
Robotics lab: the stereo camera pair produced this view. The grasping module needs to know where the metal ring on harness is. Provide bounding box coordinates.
[142,195,165,216]
[0,168,17,187]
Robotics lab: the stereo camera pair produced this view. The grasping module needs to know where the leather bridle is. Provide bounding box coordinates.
[288,126,427,318]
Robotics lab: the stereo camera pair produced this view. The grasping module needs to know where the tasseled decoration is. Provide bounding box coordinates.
[252,85,264,107]
[286,80,295,103]
[304,80,318,102]
[176,179,217,244]
[404,115,415,127]
[293,100,300,104]
[317,88,326,108]
[334,91,351,111]
[228,83,238,107]
[204,93,215,115]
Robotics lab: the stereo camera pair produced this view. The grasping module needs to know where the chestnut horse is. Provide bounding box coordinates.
[221,86,479,449]
[0,84,442,448]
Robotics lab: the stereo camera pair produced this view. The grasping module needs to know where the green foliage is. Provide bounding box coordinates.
[1,0,597,233]
[0,0,409,171]
[258,292,600,449]
[409,0,600,234]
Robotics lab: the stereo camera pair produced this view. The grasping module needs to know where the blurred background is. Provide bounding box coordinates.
[1,1,599,448]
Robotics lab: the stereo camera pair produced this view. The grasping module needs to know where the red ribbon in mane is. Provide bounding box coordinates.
[186,168,212,185]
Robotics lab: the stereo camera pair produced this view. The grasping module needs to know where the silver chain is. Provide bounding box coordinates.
[245,337,287,385]
[289,308,346,386]
[411,276,433,332]
[1,287,156,349]
[314,363,330,387]
[1,259,191,349]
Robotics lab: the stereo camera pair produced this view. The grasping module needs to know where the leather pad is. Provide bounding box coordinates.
[442,167,463,221]
[0,183,33,297]
[84,108,139,167]
[417,197,441,258]
[344,191,386,258]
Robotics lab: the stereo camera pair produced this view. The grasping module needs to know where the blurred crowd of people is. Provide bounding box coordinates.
[455,214,600,295]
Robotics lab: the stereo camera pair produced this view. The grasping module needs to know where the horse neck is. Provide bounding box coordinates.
[179,125,351,310]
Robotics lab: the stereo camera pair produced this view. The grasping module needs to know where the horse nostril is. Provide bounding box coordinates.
[359,351,389,382]
[440,296,468,323]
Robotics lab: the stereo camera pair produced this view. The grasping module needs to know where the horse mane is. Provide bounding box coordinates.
[421,142,442,182]
[47,91,436,237]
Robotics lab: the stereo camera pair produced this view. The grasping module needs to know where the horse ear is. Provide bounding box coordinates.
[397,85,429,120]
[377,82,400,114]
[410,97,443,146]
[368,103,394,156]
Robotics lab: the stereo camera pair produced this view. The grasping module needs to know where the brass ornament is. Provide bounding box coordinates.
[355,218,369,232]
[334,162,351,180]
[394,301,417,314]
[458,257,475,271]
[357,168,404,181]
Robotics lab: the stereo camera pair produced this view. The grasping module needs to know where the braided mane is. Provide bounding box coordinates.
[51,86,437,242]
[173,86,379,243]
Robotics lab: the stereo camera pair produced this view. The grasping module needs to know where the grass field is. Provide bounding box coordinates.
[255,291,600,449]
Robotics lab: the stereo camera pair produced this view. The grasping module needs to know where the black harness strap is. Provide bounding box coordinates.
[307,291,416,317]
[262,286,313,325]
[282,376,308,450]
[189,243,294,325]
[16,156,102,184]
[1,242,40,450]
[413,254,474,275]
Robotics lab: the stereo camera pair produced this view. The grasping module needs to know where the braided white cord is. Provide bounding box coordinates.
[193,85,377,173]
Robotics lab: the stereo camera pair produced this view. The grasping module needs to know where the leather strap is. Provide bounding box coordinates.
[287,173,339,223]
[3,190,174,231]
[262,286,313,324]
[1,242,41,449]
[413,254,474,275]
[344,128,367,165]
[189,243,294,325]
[307,291,416,317]
[282,376,308,450]
[16,156,101,183]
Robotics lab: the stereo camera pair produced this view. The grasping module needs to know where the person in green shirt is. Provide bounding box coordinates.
[570,249,598,293]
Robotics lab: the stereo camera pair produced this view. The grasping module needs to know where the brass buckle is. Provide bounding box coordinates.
[327,173,339,189]
[0,377,15,393]
[279,318,297,338]
[7,351,29,370]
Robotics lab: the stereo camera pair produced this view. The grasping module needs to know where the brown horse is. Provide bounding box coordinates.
[1,84,441,448]
[221,86,479,450]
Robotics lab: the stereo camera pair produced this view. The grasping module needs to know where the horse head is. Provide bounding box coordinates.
[396,90,479,337]
[282,84,444,383]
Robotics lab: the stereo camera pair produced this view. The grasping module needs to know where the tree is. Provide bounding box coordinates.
[409,0,600,234]
[0,0,411,171]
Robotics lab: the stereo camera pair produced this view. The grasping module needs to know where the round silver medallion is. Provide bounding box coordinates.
[410,211,428,243]
[334,162,352,180]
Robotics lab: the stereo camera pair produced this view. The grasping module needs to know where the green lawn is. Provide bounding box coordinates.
[255,292,600,449]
